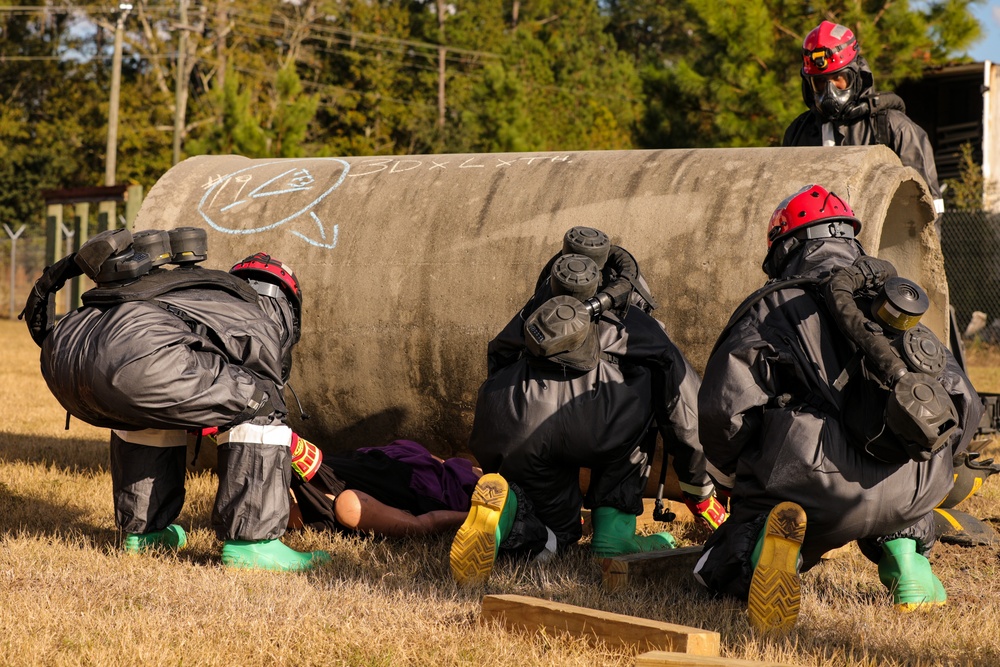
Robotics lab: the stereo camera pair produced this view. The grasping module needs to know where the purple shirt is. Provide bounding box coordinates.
[358,439,480,511]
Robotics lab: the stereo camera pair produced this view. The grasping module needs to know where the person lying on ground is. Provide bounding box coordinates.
[287,439,481,537]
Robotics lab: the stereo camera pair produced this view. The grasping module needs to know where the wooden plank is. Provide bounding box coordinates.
[480,594,719,656]
[636,650,800,666]
[601,545,704,593]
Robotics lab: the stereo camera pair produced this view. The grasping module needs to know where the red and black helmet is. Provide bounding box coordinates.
[800,21,864,121]
[230,252,302,314]
[767,184,861,249]
[802,21,858,76]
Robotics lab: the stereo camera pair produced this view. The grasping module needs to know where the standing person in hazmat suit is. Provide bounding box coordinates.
[693,185,981,634]
[449,227,726,586]
[783,20,944,215]
[21,227,330,572]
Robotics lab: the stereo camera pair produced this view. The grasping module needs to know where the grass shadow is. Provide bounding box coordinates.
[0,479,118,547]
[0,431,109,475]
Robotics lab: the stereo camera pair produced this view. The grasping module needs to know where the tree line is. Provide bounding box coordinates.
[0,0,984,233]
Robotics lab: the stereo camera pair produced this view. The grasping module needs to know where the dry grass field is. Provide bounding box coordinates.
[3,317,1000,666]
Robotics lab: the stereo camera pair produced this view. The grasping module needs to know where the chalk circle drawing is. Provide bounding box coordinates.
[197,158,350,249]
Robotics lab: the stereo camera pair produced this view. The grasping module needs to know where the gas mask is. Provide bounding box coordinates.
[808,67,858,122]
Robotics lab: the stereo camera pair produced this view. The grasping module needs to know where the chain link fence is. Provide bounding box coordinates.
[3,213,999,331]
[941,211,1000,343]
[0,234,47,320]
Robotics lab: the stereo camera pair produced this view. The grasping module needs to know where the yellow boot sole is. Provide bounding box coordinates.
[748,501,807,635]
[449,474,509,586]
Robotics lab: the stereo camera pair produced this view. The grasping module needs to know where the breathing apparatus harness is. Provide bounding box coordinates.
[20,228,256,347]
[523,245,658,366]
[713,255,958,464]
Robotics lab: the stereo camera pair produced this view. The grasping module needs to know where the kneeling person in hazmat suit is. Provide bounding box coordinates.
[450,227,725,586]
[22,227,330,571]
[694,185,981,634]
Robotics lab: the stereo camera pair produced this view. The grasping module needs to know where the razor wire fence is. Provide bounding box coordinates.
[941,211,1000,344]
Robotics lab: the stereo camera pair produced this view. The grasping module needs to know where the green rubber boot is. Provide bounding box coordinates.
[123,524,187,554]
[590,506,676,558]
[450,473,518,586]
[748,502,807,635]
[221,539,331,572]
[877,538,947,612]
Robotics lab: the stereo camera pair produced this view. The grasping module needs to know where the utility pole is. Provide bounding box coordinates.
[216,0,229,97]
[105,3,133,187]
[436,0,446,131]
[172,0,189,165]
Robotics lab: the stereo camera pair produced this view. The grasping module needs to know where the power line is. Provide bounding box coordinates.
[239,11,500,60]
[229,63,437,110]
[0,53,175,62]
[0,6,170,15]
[232,18,497,64]
[234,18,489,69]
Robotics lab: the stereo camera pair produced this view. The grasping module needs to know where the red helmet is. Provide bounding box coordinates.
[802,21,858,76]
[230,252,302,314]
[767,185,861,249]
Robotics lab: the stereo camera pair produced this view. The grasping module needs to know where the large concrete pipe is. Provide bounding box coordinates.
[135,146,941,467]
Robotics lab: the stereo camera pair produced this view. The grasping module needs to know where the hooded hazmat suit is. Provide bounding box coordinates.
[693,236,981,598]
[40,267,298,542]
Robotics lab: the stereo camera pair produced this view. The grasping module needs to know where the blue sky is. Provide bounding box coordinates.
[970,1,1000,62]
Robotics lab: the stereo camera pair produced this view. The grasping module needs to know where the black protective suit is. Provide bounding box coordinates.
[470,279,712,552]
[783,57,941,203]
[40,268,298,541]
[693,238,981,598]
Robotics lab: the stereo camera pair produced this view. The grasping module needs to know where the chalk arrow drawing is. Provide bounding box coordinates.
[197,158,349,249]
[292,212,339,249]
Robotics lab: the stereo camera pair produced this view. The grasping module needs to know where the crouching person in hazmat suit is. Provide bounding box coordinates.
[21,227,330,572]
[693,185,981,634]
[449,227,726,586]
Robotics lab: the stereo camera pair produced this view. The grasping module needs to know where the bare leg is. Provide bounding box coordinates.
[334,489,468,536]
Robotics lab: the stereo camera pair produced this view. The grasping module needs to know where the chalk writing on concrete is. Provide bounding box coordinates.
[197,158,350,248]
[348,155,574,179]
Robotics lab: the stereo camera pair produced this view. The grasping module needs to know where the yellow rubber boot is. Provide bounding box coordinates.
[748,502,807,635]
[449,474,517,586]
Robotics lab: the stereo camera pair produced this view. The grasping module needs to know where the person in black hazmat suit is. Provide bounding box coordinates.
[783,21,943,215]
[693,185,981,634]
[449,227,726,586]
[21,226,330,572]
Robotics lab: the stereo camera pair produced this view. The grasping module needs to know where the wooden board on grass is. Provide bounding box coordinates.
[636,650,800,666]
[481,594,719,656]
[601,545,704,592]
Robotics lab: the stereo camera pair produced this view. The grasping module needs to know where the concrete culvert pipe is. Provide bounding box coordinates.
[136,145,942,492]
